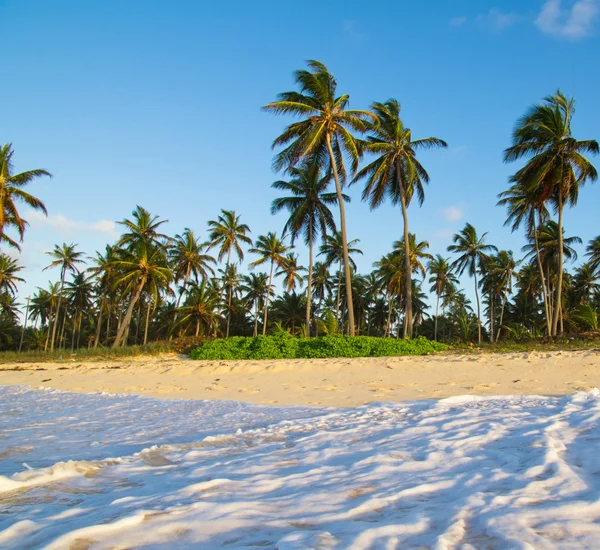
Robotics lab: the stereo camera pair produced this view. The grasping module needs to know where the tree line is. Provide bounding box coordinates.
[0,61,598,351]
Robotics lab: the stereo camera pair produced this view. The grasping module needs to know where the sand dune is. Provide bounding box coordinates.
[1,349,599,406]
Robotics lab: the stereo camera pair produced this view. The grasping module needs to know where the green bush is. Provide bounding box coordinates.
[189,334,448,360]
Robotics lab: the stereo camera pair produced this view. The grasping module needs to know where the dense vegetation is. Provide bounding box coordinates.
[190,333,448,360]
[0,62,598,355]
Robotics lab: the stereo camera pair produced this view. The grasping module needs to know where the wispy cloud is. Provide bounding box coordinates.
[443,204,466,223]
[475,8,523,30]
[342,19,368,41]
[535,0,599,38]
[449,8,522,31]
[28,211,119,240]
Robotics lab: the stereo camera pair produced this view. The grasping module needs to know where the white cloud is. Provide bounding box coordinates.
[475,8,523,30]
[27,211,119,240]
[536,0,599,38]
[443,205,466,223]
[449,16,467,27]
[342,19,368,41]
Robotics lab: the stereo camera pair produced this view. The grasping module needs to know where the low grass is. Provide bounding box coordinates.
[189,334,449,361]
[451,335,600,355]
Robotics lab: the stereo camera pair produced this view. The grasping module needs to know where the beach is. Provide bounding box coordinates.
[1,349,599,406]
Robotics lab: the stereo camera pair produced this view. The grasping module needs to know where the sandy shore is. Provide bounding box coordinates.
[1,349,600,407]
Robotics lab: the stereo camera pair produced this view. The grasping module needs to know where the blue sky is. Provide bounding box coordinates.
[4,0,600,304]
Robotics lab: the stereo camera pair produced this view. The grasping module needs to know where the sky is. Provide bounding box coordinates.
[3,0,600,308]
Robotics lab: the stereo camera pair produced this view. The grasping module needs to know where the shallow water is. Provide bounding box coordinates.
[1,385,600,548]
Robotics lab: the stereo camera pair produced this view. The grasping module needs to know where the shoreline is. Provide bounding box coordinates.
[1,350,599,407]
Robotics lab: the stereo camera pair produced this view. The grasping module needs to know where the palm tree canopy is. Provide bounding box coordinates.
[504,91,598,208]
[0,144,51,248]
[0,254,25,296]
[249,232,290,270]
[448,223,497,277]
[44,243,86,279]
[262,60,377,177]
[391,233,433,278]
[168,228,216,283]
[354,99,447,208]
[318,231,362,270]
[117,205,169,249]
[271,162,345,245]
[428,255,458,296]
[207,209,252,264]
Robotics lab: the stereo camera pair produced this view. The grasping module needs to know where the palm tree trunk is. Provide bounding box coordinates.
[45,303,54,352]
[71,308,78,351]
[262,260,274,336]
[196,318,200,337]
[326,133,355,336]
[143,299,151,345]
[19,296,30,352]
[59,303,68,349]
[534,216,552,337]
[171,266,191,341]
[553,192,565,336]
[253,300,259,337]
[94,298,104,348]
[113,278,146,348]
[335,264,342,328]
[396,160,413,339]
[489,291,495,344]
[77,314,83,350]
[434,292,440,341]
[49,272,66,352]
[474,267,482,345]
[386,293,393,337]
[497,294,507,342]
[305,224,314,337]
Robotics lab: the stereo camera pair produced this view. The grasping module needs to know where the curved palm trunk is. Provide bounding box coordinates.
[434,292,440,341]
[262,260,274,336]
[534,215,551,337]
[94,298,105,348]
[553,192,564,337]
[253,300,259,337]
[226,284,233,338]
[305,224,314,337]
[396,160,413,339]
[326,134,355,336]
[49,270,66,351]
[19,296,30,352]
[473,267,482,345]
[143,300,151,345]
[113,277,146,348]
[496,293,508,342]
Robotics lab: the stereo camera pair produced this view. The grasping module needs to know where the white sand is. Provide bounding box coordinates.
[1,349,599,406]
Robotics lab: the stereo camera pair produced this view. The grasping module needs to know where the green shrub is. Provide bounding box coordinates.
[190,335,448,361]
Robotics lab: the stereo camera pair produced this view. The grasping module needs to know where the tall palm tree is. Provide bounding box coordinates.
[586,236,600,273]
[65,272,94,350]
[427,255,458,341]
[0,144,51,250]
[392,234,434,279]
[117,205,169,250]
[218,263,243,337]
[448,223,497,344]
[497,178,551,335]
[0,254,25,296]
[319,231,362,330]
[168,228,216,330]
[354,99,447,337]
[207,210,252,335]
[271,161,343,336]
[263,60,376,336]
[504,91,598,335]
[249,232,289,335]
[240,272,270,336]
[490,250,520,341]
[44,243,85,350]
[111,243,172,347]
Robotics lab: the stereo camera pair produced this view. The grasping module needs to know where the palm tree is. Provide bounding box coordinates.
[0,144,51,250]
[168,229,216,331]
[207,209,252,335]
[490,250,520,341]
[111,243,172,347]
[44,243,85,350]
[504,91,598,335]
[271,161,343,336]
[0,254,25,296]
[263,60,377,336]
[218,262,243,337]
[586,236,600,273]
[65,272,94,350]
[448,223,497,344]
[354,99,446,337]
[572,263,599,305]
[427,255,458,341]
[319,231,362,330]
[277,253,305,292]
[117,205,169,249]
[392,234,434,280]
[249,232,289,335]
[311,261,333,326]
[240,273,270,336]
[270,291,307,335]
[497,178,551,335]
[175,281,219,337]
